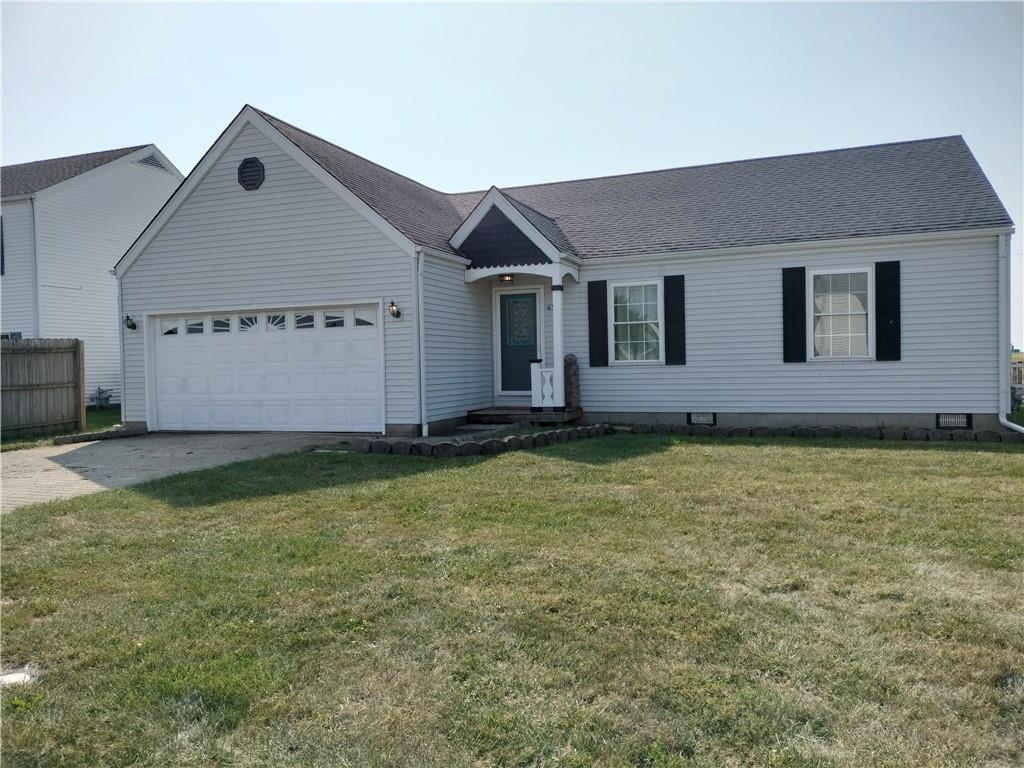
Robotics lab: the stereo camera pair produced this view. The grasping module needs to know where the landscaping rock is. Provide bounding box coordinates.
[671,424,691,435]
[1000,430,1024,443]
[950,430,975,442]
[350,438,372,453]
[881,428,906,441]
[854,427,881,440]
[533,433,549,446]
[813,427,836,439]
[370,440,392,454]
[749,426,772,437]
[456,441,482,456]
[975,430,1001,443]
[565,428,577,441]
[411,441,434,456]
[520,435,535,449]
[833,427,858,439]
[767,427,793,438]
[390,440,412,456]
[927,429,952,441]
[633,424,654,434]
[432,442,459,458]
[905,428,929,442]
[710,426,730,437]
[654,424,672,434]
[690,425,712,437]
[791,427,814,439]
[503,436,522,451]
[481,439,506,455]
[729,427,752,438]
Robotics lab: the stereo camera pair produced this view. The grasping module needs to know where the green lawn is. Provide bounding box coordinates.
[0,406,123,452]
[2,435,1022,767]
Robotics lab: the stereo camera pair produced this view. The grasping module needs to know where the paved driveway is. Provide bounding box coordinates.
[1,432,340,513]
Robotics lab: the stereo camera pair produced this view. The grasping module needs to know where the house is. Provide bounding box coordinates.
[1,146,183,402]
[113,105,1016,436]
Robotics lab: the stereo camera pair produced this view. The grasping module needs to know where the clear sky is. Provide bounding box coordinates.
[3,1,1022,343]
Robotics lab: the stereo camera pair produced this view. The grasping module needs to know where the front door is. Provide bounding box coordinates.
[498,291,539,392]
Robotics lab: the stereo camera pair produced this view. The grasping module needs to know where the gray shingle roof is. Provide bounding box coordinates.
[2,145,147,197]
[254,109,466,253]
[253,107,1012,260]
[501,191,576,255]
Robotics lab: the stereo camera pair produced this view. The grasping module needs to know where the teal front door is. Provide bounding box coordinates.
[499,292,538,392]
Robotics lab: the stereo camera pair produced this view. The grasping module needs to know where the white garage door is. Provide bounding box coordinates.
[153,306,383,432]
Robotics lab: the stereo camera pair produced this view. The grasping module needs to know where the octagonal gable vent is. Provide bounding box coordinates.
[237,157,265,190]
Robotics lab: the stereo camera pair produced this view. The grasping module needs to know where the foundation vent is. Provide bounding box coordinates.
[688,412,717,427]
[936,413,972,430]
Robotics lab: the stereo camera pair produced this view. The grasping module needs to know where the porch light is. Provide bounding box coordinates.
[388,301,402,319]
[123,315,137,330]
[499,274,515,284]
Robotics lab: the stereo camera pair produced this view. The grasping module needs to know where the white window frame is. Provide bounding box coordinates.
[806,267,875,361]
[608,279,665,365]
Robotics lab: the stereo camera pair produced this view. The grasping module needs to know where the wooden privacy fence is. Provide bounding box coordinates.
[1,338,86,438]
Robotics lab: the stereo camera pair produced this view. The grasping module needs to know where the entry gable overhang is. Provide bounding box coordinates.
[450,187,573,269]
[114,105,418,277]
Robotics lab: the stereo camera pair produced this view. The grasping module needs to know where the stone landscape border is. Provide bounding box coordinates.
[344,421,1022,457]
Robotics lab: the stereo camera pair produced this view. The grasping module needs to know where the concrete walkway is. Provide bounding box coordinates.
[1,432,340,513]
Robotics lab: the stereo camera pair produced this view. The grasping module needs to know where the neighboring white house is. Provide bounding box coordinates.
[1,145,183,402]
[114,105,1016,435]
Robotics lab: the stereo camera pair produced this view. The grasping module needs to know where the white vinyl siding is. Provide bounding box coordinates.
[421,254,493,423]
[120,125,418,426]
[565,234,1000,414]
[0,200,37,337]
[33,157,181,401]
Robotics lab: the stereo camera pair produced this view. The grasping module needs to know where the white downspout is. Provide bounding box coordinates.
[997,232,1024,433]
[416,248,429,437]
[29,196,41,337]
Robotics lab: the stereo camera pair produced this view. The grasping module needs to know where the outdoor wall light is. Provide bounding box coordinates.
[499,274,515,284]
[388,301,402,319]
[123,315,137,330]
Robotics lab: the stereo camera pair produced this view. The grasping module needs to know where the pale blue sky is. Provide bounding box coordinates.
[3,2,1022,341]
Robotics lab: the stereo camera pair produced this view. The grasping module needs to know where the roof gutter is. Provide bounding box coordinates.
[997,232,1024,433]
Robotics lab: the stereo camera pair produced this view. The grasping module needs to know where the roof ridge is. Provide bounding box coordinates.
[449,135,967,197]
[1,144,148,171]
[249,105,454,201]
[500,189,558,222]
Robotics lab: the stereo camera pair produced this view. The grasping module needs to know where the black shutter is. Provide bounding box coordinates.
[782,267,806,363]
[875,261,901,361]
[587,280,608,367]
[664,275,686,365]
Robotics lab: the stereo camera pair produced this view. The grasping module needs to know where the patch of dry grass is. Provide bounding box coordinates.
[2,435,1022,766]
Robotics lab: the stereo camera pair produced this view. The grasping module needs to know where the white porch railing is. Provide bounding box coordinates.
[530,361,556,409]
